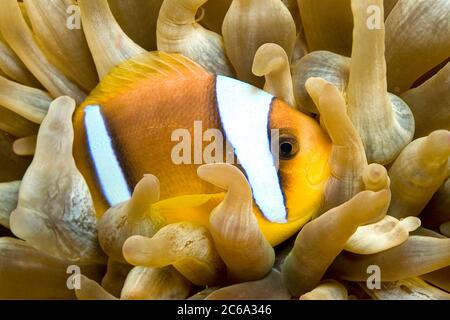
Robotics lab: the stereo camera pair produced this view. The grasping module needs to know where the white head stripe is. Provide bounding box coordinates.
[215,76,287,223]
[84,105,132,206]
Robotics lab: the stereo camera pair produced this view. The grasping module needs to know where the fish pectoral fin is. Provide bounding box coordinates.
[149,193,225,229]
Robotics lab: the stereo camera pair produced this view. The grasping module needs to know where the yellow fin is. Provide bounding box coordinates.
[150,193,225,230]
[149,192,311,247]
[82,51,208,107]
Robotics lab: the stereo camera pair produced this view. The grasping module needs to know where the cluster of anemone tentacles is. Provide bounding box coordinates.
[0,0,449,300]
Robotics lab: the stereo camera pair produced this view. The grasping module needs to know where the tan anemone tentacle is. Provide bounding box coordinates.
[17,1,31,24]
[0,76,53,124]
[252,43,299,110]
[23,0,98,92]
[0,106,38,138]
[282,189,390,296]
[388,130,450,219]
[205,269,290,300]
[401,62,450,138]
[0,0,86,103]
[97,175,160,263]
[157,0,234,76]
[344,215,421,255]
[342,164,420,255]
[330,236,450,281]
[188,287,221,300]
[383,0,399,19]
[121,266,192,300]
[291,33,309,66]
[412,227,447,239]
[197,163,275,282]
[292,51,350,114]
[109,0,164,51]
[305,77,367,213]
[222,0,296,87]
[11,135,36,156]
[0,181,20,229]
[421,179,450,230]
[297,0,353,56]
[101,259,133,298]
[360,277,450,300]
[282,0,307,64]
[12,135,36,156]
[123,222,225,286]
[343,164,419,254]
[299,280,348,300]
[10,96,105,263]
[75,275,118,300]
[385,0,450,93]
[282,0,301,31]
[78,0,146,79]
[0,34,40,87]
[362,163,390,192]
[346,0,414,165]
[0,238,105,300]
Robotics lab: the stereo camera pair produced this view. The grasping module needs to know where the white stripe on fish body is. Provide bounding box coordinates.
[215,75,288,223]
[84,105,132,206]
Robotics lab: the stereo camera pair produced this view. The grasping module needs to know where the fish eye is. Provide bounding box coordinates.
[279,134,299,160]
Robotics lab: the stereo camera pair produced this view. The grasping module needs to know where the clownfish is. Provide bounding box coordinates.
[73,52,331,246]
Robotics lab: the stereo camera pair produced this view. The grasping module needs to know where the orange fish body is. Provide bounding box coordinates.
[73,52,331,246]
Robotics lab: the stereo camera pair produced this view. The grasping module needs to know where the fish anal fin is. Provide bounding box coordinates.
[150,193,225,230]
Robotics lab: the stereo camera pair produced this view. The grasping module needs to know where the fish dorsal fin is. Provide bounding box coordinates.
[82,51,208,107]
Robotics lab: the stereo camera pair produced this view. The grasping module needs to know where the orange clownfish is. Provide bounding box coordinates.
[73,52,331,246]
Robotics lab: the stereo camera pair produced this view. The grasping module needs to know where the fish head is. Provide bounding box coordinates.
[215,75,331,244]
[268,99,331,227]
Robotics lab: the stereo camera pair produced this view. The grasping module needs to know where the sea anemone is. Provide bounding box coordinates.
[0,0,449,300]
